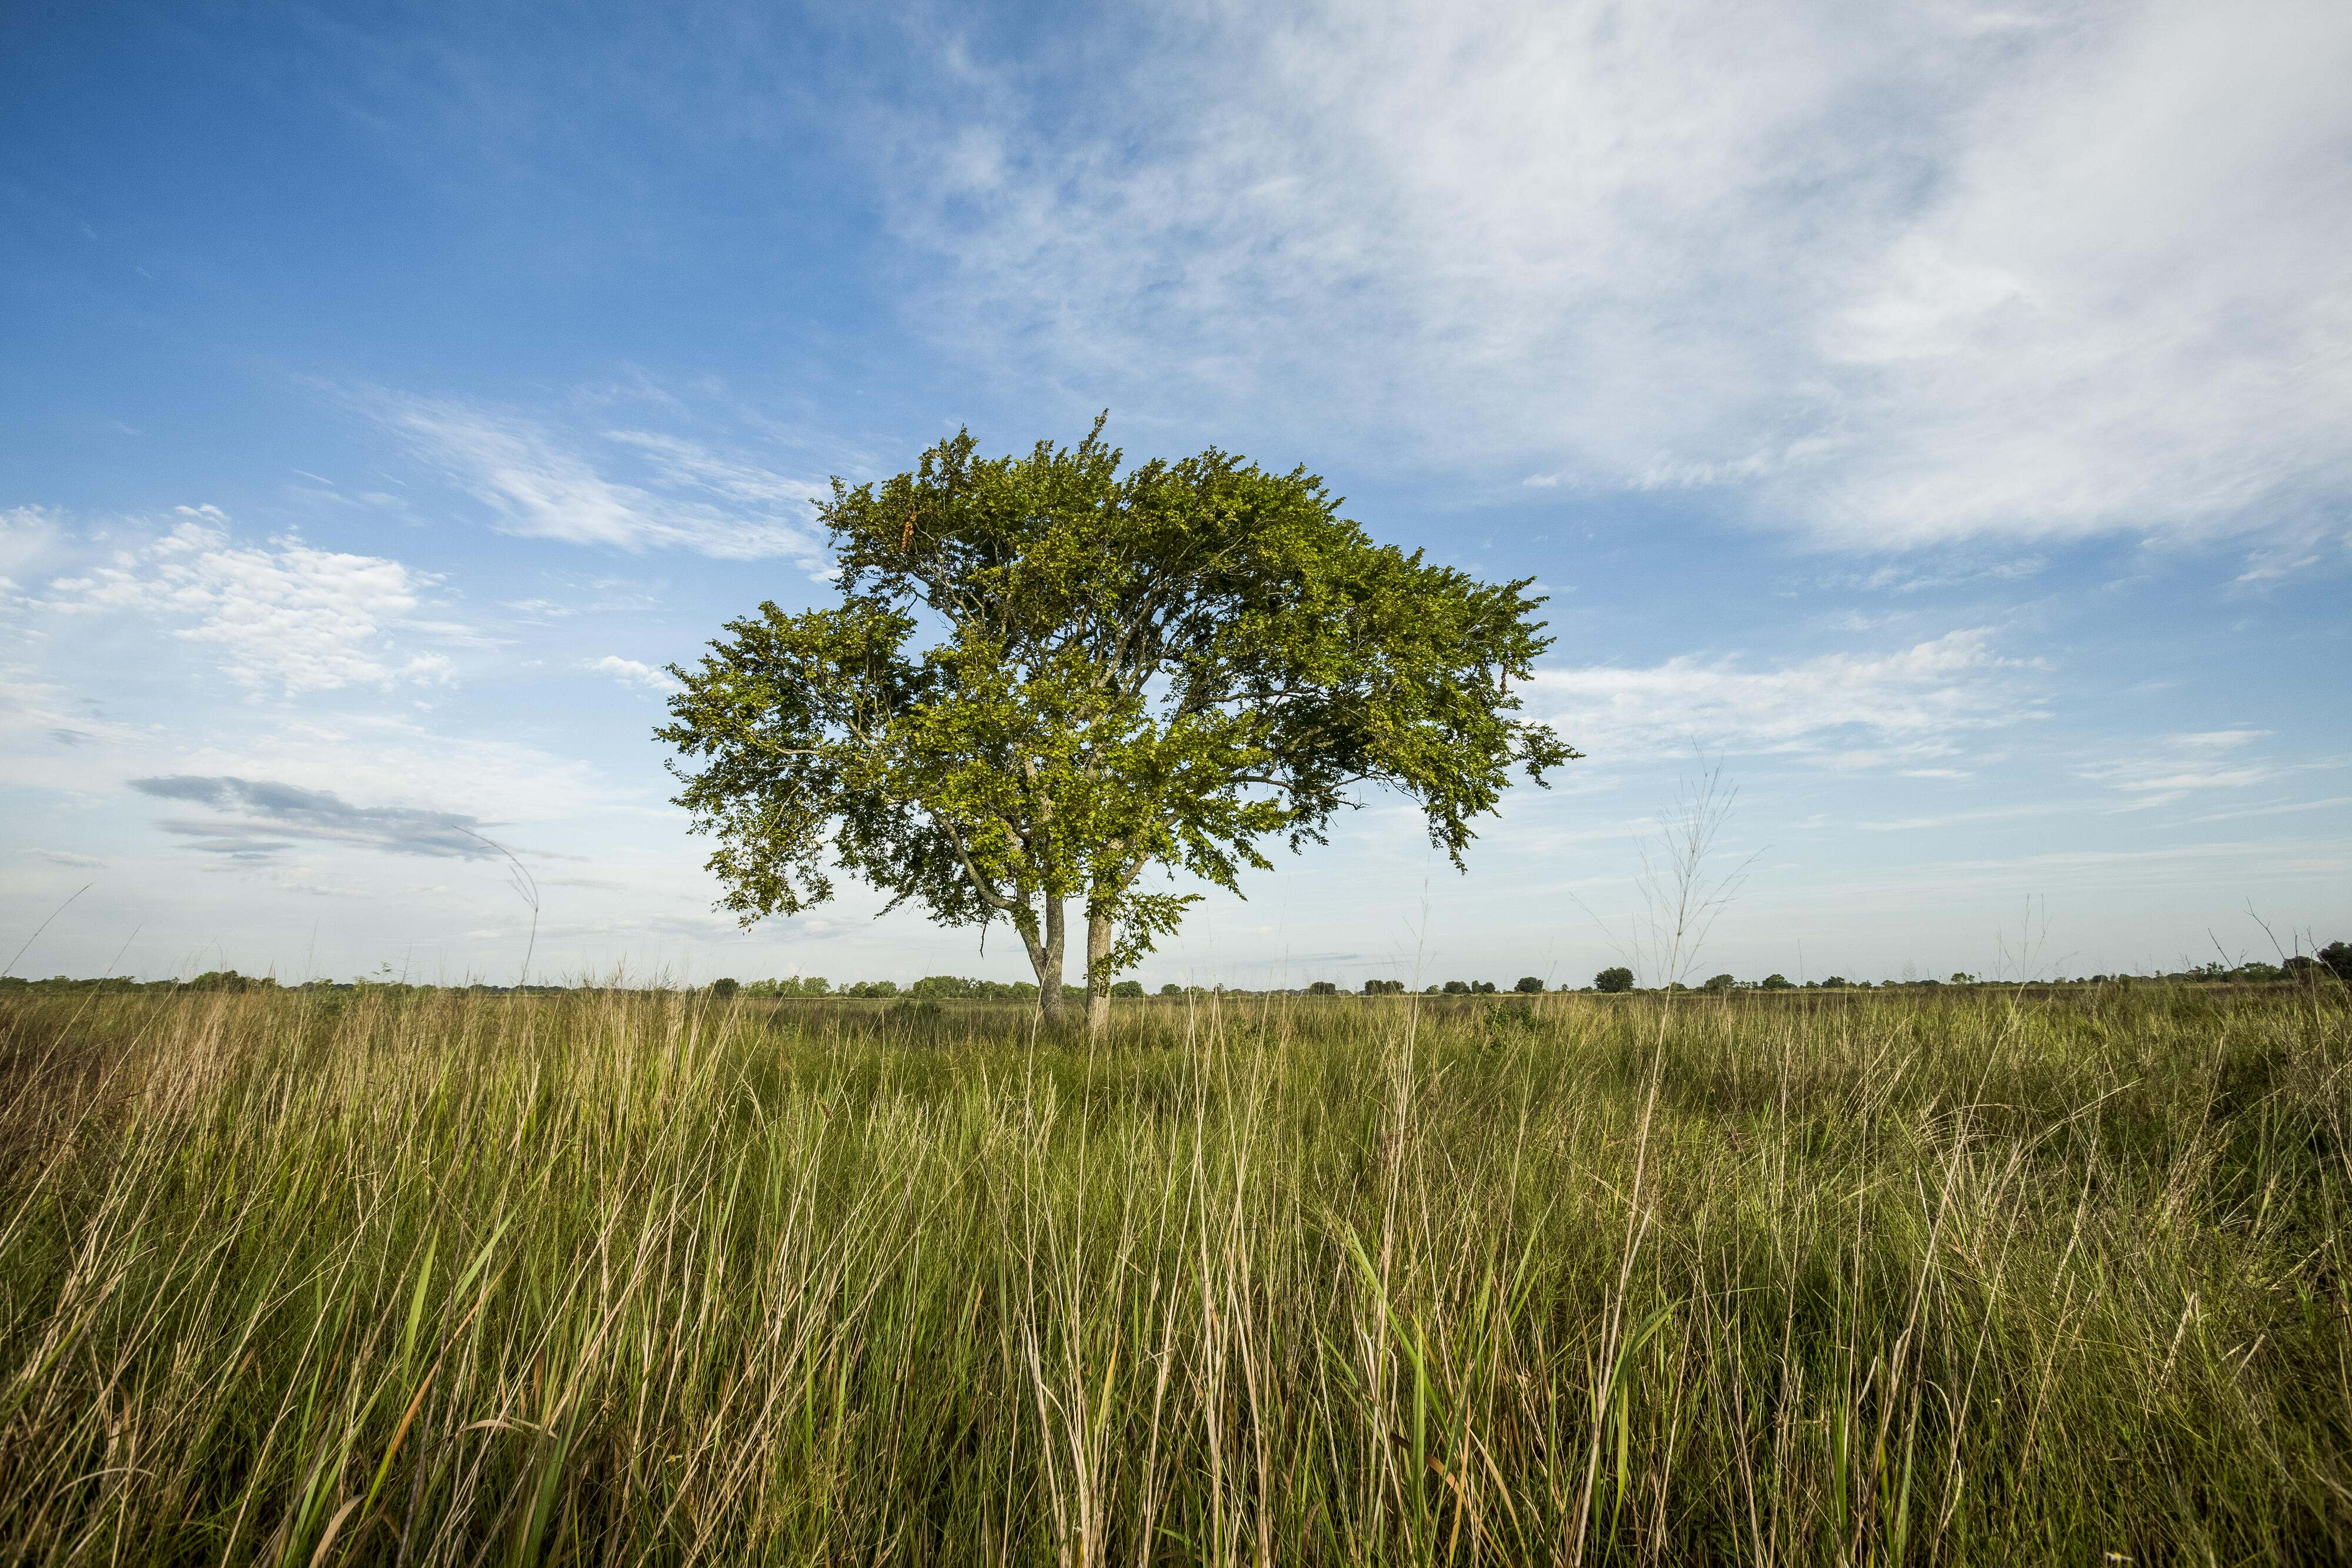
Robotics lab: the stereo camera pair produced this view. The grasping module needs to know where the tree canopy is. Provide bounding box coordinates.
[659,419,1573,1035]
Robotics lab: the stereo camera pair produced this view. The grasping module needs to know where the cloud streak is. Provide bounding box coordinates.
[129,775,503,863]
[365,392,832,565]
[582,655,681,693]
[2076,729,2341,811]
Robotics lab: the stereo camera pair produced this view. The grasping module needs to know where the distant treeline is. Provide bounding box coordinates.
[5,945,2344,998]
[0,971,570,997]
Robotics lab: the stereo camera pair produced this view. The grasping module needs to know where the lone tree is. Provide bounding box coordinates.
[659,420,1573,1038]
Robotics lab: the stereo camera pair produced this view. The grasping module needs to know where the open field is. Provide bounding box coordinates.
[1,984,2347,1564]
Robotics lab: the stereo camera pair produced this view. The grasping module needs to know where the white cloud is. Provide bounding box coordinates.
[1811,2,2352,544]
[363,392,831,565]
[1,505,64,591]
[41,510,457,694]
[884,0,2351,548]
[1526,628,2037,764]
[582,655,681,693]
[2075,728,2336,810]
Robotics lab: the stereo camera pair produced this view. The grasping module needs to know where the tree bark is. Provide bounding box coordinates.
[1030,898,1068,1025]
[1085,905,1114,1042]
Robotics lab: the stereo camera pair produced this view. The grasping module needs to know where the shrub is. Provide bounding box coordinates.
[1700,974,1736,993]
[186,970,273,993]
[1760,974,1793,990]
[1308,981,1339,996]
[1514,977,1544,994]
[912,975,1043,999]
[748,977,831,997]
[1593,966,1635,993]
[708,978,739,999]
[1110,980,1145,998]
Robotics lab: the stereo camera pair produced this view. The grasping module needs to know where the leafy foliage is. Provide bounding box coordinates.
[744,976,831,997]
[186,969,274,993]
[908,975,1041,1000]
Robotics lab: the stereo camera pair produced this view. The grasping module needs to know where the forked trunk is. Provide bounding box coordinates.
[1085,907,1114,1042]
[1028,898,1069,1025]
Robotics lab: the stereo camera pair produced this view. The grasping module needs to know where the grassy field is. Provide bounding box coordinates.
[1,984,2346,1564]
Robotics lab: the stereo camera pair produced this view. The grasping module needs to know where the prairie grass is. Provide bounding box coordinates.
[0,983,2346,1564]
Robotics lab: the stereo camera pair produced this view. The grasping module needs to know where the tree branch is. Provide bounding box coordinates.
[938,815,1024,918]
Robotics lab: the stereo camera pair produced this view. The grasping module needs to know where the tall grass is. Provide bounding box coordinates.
[1,984,2345,1563]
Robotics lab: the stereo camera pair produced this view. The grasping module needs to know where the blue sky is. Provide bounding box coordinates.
[4,1,2346,989]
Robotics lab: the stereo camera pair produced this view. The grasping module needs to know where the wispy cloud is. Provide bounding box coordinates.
[885,1,2351,549]
[2076,728,2336,810]
[2180,794,2352,826]
[129,774,503,862]
[582,654,680,693]
[1821,556,2049,595]
[42,509,459,694]
[1857,801,2069,833]
[363,392,831,565]
[1526,628,2037,765]
[1828,834,2352,902]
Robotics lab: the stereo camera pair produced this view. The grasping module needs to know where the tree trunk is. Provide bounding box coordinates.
[1085,906,1114,1042]
[1028,898,1068,1026]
